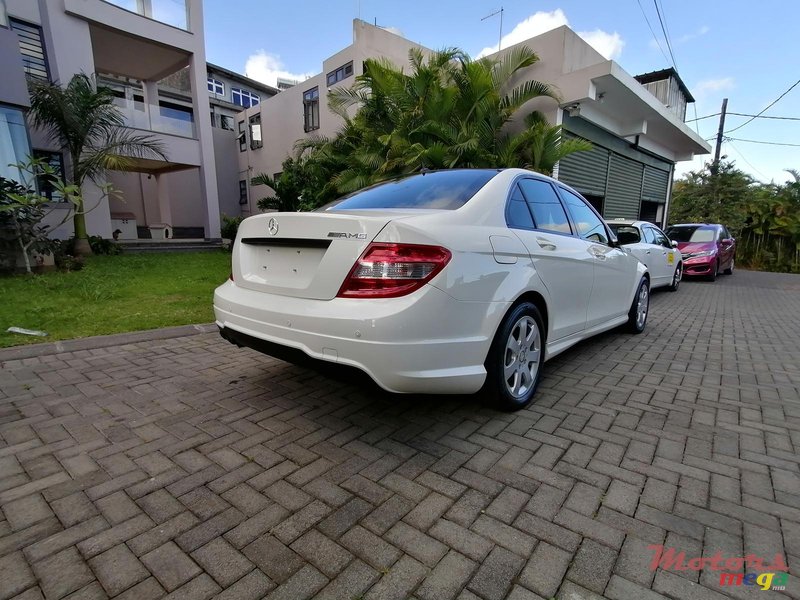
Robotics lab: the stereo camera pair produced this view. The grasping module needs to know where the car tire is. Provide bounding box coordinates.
[708,260,718,282]
[668,263,682,292]
[626,278,649,334]
[724,258,734,275]
[483,302,545,411]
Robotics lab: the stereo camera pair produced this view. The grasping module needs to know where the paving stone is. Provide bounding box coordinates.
[0,551,36,600]
[162,573,220,599]
[264,565,327,600]
[340,525,402,571]
[566,538,617,594]
[467,546,524,600]
[221,484,270,516]
[48,492,98,529]
[243,535,304,584]
[95,491,141,525]
[364,555,428,600]
[519,541,571,598]
[289,529,352,578]
[136,489,184,523]
[224,504,290,548]
[429,518,493,562]
[317,497,373,539]
[32,547,95,600]
[313,559,378,600]
[113,577,165,600]
[362,494,415,535]
[214,569,275,600]
[191,537,254,588]
[416,550,476,600]
[271,499,331,544]
[88,544,149,596]
[2,494,54,531]
[127,511,199,556]
[385,521,448,567]
[402,492,453,531]
[141,541,202,592]
[178,486,230,520]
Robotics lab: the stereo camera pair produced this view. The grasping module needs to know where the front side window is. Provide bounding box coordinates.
[560,188,609,244]
[207,77,224,96]
[518,179,572,235]
[321,169,497,211]
[642,226,656,244]
[303,87,320,132]
[249,114,262,150]
[649,226,671,248]
[231,88,260,108]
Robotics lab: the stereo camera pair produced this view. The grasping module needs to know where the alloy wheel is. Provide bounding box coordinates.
[636,284,649,329]
[503,316,541,398]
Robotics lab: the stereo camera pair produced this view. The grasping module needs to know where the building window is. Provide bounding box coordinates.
[207,77,224,96]
[32,150,64,202]
[303,87,320,132]
[0,105,32,185]
[220,114,234,131]
[239,180,248,205]
[9,18,50,80]
[238,120,246,152]
[0,0,8,27]
[231,88,260,108]
[249,114,262,150]
[326,61,353,86]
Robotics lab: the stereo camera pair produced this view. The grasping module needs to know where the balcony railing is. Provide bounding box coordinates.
[113,98,196,138]
[102,0,189,31]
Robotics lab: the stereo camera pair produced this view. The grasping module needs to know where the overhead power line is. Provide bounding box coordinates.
[727,141,769,181]
[727,137,800,148]
[724,78,800,134]
[688,111,800,123]
[636,0,670,65]
[652,0,678,69]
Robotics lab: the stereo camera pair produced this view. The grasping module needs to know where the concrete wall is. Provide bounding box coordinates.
[238,20,422,213]
[213,127,241,217]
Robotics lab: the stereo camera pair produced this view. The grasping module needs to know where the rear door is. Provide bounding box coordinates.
[647,225,678,285]
[559,187,633,329]
[508,179,593,341]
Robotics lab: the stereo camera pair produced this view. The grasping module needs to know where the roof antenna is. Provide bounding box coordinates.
[481,7,504,52]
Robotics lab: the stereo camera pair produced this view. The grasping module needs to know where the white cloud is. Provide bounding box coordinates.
[579,30,624,60]
[244,51,313,88]
[476,9,623,61]
[676,25,710,45]
[383,26,404,37]
[693,77,735,97]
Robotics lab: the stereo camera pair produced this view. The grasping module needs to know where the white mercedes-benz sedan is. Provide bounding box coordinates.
[214,168,649,410]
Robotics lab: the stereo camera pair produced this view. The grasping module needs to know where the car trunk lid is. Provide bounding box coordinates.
[233,211,405,299]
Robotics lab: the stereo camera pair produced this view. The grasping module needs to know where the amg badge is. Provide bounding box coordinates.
[327,232,367,239]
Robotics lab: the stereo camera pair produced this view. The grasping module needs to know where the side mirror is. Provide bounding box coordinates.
[671,240,678,248]
[722,238,733,245]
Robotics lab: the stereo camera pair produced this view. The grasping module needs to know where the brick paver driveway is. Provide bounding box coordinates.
[1,270,799,600]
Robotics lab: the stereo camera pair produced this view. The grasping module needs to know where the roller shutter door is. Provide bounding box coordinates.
[557,135,609,197]
[642,165,669,204]
[605,154,643,219]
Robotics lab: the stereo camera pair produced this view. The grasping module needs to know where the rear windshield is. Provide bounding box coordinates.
[666,226,716,243]
[320,170,498,211]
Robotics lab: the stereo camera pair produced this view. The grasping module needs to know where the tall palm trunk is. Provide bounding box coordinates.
[71,164,92,256]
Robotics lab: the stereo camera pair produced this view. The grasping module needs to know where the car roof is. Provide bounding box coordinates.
[605,219,653,228]
[668,223,720,228]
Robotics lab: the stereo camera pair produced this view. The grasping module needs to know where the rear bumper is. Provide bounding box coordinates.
[214,280,504,394]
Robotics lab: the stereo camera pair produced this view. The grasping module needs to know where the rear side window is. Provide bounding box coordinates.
[610,225,640,245]
[321,170,497,211]
[518,179,572,235]
[506,184,535,228]
[560,188,609,244]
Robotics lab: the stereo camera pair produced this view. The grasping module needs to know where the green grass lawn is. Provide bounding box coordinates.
[0,251,231,348]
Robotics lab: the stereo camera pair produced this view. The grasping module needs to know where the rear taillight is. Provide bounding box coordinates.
[337,242,451,298]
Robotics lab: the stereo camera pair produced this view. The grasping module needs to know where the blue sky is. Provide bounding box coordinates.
[203,1,800,183]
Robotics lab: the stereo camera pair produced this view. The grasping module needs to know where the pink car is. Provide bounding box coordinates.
[664,223,735,281]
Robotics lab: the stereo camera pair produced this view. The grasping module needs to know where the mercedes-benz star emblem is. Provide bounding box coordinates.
[268,218,278,236]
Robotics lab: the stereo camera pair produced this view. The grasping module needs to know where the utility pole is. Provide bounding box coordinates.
[712,98,728,173]
[481,7,504,52]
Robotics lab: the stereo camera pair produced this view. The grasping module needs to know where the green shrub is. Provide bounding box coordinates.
[221,214,244,243]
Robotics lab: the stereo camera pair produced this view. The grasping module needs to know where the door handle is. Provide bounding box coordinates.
[536,238,557,251]
[645,250,651,254]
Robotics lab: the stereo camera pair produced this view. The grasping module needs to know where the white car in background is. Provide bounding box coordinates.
[214,169,649,410]
[607,220,683,292]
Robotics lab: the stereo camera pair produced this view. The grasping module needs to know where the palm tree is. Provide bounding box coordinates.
[27,73,167,255]
[304,45,590,198]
